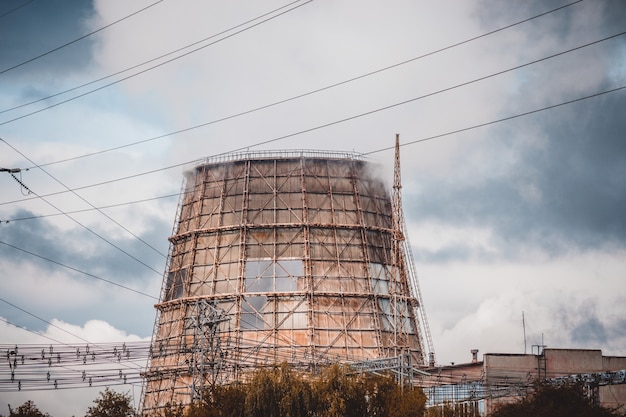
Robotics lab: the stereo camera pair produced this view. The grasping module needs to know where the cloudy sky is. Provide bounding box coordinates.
[1,0,625,414]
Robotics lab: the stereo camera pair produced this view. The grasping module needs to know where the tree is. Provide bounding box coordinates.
[185,384,247,417]
[4,401,50,417]
[490,382,623,417]
[311,364,368,417]
[84,388,136,417]
[244,364,311,417]
[180,363,427,417]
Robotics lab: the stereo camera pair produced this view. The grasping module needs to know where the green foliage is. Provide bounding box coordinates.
[312,364,366,417]
[490,382,623,417]
[182,363,427,417]
[84,387,137,417]
[158,403,185,417]
[4,401,51,417]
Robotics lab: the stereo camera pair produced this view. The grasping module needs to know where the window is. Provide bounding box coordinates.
[240,296,267,330]
[369,263,390,295]
[244,259,303,293]
[165,268,187,300]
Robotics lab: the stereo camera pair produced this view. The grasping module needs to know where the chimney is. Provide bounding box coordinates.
[471,349,479,363]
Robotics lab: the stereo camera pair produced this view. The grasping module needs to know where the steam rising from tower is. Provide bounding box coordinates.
[140,147,433,413]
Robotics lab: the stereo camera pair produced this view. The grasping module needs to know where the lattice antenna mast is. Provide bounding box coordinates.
[392,135,436,366]
[390,135,405,355]
[392,136,405,241]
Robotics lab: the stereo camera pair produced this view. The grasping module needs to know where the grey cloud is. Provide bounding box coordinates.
[553,300,614,347]
[571,315,608,345]
[412,241,494,264]
[1,208,168,284]
[405,46,626,263]
[0,208,168,335]
[0,0,95,82]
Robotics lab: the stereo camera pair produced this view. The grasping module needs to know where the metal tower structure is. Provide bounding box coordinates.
[391,135,436,366]
[140,149,432,413]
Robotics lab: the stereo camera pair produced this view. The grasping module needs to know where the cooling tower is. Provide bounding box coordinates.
[141,150,427,413]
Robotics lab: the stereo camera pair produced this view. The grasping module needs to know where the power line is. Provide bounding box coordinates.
[3,81,623,220]
[0,298,95,345]
[0,0,164,76]
[364,85,626,155]
[0,166,163,275]
[0,137,167,258]
[0,316,66,345]
[0,0,309,116]
[3,23,616,205]
[13,0,583,169]
[1,33,622,235]
[0,0,36,19]
[0,0,314,127]
[0,158,194,207]
[0,307,148,385]
[5,4,604,290]
[0,2,316,261]
[2,29,623,213]
[199,32,626,155]
[0,240,158,300]
[2,192,179,222]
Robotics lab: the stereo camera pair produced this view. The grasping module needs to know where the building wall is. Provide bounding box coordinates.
[600,384,626,414]
[544,349,603,375]
[483,349,626,415]
[604,356,626,371]
[483,353,539,384]
[425,349,626,415]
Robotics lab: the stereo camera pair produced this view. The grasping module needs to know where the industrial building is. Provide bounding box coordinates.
[140,144,434,412]
[423,348,626,415]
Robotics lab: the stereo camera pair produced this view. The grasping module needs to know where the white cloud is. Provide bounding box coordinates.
[419,249,626,364]
[0,319,148,417]
[408,221,498,257]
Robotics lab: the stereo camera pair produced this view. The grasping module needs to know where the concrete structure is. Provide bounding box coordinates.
[140,149,433,413]
[424,348,626,415]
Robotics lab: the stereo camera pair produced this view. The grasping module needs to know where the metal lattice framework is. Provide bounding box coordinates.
[140,150,430,413]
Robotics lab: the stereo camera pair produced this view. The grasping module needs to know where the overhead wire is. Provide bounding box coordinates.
[0,298,99,346]
[0,164,163,275]
[0,159,192,207]
[13,0,584,169]
[0,137,167,258]
[0,316,148,392]
[0,4,322,346]
[215,30,626,156]
[0,303,149,379]
[1,27,620,212]
[0,316,66,345]
[0,1,315,268]
[363,84,626,156]
[0,313,147,387]
[2,192,179,222]
[0,338,333,392]
[0,0,314,127]
[1,5,622,382]
[6,338,623,393]
[0,0,164,75]
[0,0,309,116]
[0,13,622,402]
[0,240,158,300]
[0,0,36,19]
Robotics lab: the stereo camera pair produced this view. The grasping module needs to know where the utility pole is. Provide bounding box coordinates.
[1,166,31,194]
